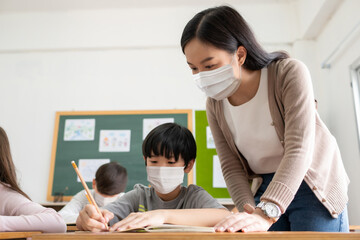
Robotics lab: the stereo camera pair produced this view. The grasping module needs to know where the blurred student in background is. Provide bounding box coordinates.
[0,127,66,233]
[59,162,127,223]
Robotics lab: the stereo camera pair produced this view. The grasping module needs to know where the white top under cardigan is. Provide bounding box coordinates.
[223,68,284,174]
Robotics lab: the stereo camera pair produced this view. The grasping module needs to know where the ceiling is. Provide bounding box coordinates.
[0,0,299,12]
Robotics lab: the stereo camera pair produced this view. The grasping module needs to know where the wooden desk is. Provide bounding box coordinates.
[31,231,360,240]
[0,231,41,240]
[41,202,67,212]
[350,225,360,232]
[66,225,79,232]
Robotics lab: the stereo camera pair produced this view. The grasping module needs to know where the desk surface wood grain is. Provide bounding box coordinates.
[31,231,360,240]
[0,231,41,239]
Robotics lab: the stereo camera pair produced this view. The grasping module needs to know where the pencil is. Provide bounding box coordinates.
[71,161,109,230]
[85,192,92,205]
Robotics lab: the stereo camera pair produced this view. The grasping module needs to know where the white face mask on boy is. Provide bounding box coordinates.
[193,55,241,100]
[93,191,118,207]
[146,166,184,194]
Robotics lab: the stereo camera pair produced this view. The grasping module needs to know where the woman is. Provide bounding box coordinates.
[0,127,66,233]
[181,6,349,232]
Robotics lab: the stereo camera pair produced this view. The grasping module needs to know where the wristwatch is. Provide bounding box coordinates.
[256,201,281,223]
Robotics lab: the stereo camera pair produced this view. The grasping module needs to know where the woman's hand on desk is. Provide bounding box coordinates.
[76,204,114,232]
[214,204,273,233]
[110,210,166,232]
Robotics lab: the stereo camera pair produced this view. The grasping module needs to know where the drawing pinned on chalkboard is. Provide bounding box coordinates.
[142,118,174,139]
[206,126,215,149]
[64,119,95,141]
[78,159,110,182]
[99,130,131,152]
[213,155,226,188]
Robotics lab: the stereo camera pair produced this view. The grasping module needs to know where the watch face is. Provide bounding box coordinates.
[264,203,280,218]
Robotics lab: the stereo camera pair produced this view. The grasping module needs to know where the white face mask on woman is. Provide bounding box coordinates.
[93,191,118,207]
[146,166,184,194]
[193,56,241,100]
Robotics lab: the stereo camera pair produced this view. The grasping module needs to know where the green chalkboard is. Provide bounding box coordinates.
[47,110,192,202]
[195,110,230,199]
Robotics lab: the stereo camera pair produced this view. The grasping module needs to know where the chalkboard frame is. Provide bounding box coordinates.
[47,110,193,202]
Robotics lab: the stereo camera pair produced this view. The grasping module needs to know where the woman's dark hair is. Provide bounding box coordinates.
[181,5,289,70]
[142,123,196,168]
[0,127,31,200]
[95,162,128,196]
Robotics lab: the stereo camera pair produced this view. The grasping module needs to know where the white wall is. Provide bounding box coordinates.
[0,2,293,203]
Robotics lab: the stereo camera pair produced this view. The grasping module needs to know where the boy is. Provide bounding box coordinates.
[76,123,230,232]
[59,162,127,223]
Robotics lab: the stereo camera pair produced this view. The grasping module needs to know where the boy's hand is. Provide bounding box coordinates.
[110,210,167,232]
[76,204,114,232]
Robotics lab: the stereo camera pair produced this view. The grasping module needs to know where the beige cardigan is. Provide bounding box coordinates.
[206,58,349,218]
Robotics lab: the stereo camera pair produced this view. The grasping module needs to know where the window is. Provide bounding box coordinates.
[350,58,360,149]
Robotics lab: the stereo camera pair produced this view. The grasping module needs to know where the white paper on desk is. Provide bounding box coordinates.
[99,130,131,152]
[143,118,174,139]
[206,126,215,149]
[213,155,227,188]
[78,159,110,182]
[64,119,95,141]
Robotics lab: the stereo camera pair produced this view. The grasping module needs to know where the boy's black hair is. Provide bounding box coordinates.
[142,123,196,168]
[95,162,128,196]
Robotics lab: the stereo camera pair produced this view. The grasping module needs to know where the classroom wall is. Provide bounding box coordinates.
[0,2,293,204]
[0,0,359,224]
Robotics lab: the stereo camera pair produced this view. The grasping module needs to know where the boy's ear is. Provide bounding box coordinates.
[143,156,147,166]
[92,179,96,189]
[184,159,195,173]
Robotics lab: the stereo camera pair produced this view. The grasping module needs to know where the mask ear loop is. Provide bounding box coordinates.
[229,53,237,65]
[231,52,242,82]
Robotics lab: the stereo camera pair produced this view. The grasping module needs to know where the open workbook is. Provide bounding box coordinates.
[118,224,215,233]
